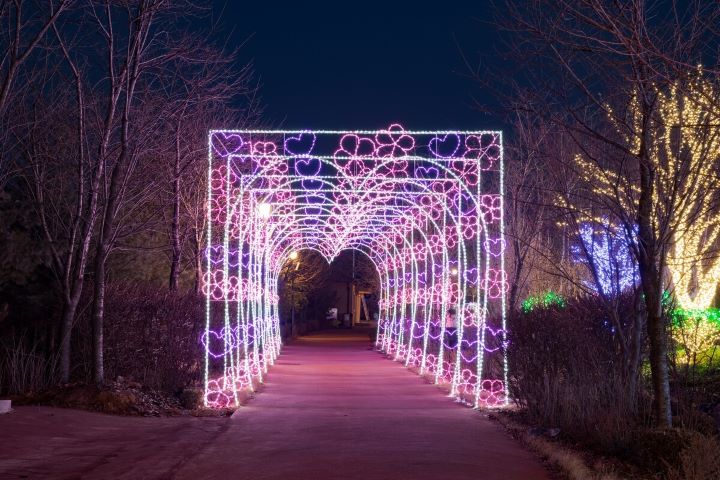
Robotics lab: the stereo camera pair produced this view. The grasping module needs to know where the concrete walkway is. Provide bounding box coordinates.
[0,330,550,479]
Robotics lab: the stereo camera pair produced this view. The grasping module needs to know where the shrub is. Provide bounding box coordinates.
[0,334,58,395]
[666,432,720,480]
[508,293,643,452]
[102,284,204,393]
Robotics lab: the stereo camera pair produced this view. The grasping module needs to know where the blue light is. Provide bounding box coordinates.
[571,219,639,297]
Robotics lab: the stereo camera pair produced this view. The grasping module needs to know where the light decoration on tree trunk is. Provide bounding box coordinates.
[201,125,506,408]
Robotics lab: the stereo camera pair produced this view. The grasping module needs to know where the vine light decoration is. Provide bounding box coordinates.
[202,124,506,408]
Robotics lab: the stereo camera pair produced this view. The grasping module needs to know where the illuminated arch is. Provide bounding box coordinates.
[203,126,506,408]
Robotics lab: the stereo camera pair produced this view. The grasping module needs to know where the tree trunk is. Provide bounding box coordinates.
[194,245,202,294]
[637,137,672,427]
[59,298,79,383]
[508,237,523,312]
[91,248,107,385]
[59,273,87,383]
[644,281,671,426]
[626,294,645,408]
[169,163,181,290]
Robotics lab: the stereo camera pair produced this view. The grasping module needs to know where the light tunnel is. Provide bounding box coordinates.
[201,125,507,408]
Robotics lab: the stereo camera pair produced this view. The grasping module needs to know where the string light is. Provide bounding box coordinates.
[570,71,720,310]
[203,125,506,408]
[257,202,272,219]
[570,220,639,297]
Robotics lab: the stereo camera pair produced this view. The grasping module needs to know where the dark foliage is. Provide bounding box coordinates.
[508,294,648,451]
[101,285,204,393]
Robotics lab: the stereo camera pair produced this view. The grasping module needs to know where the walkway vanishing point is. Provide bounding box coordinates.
[0,330,550,479]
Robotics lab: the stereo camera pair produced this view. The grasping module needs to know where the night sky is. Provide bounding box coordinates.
[215,1,503,131]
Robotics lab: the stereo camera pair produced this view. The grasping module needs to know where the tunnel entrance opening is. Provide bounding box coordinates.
[276,249,380,337]
[202,125,506,408]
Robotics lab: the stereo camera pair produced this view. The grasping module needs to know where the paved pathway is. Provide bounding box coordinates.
[0,330,550,479]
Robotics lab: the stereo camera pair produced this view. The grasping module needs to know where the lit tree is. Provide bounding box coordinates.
[659,79,720,310]
[574,73,720,310]
[499,0,720,426]
[570,219,639,298]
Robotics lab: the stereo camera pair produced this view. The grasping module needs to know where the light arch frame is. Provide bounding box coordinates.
[202,125,507,408]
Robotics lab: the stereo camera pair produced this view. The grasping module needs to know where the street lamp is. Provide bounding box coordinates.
[289,250,298,260]
[451,267,458,276]
[257,202,272,218]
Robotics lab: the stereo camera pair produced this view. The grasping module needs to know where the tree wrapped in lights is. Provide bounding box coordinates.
[658,78,720,311]
[573,73,720,310]
[557,73,720,421]
[672,307,720,366]
[570,220,639,298]
[201,125,506,408]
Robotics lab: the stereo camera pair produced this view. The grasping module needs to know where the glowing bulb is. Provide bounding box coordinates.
[289,251,298,260]
[451,268,458,276]
[257,203,272,218]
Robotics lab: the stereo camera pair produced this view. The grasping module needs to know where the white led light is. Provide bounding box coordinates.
[257,202,272,219]
[203,125,506,409]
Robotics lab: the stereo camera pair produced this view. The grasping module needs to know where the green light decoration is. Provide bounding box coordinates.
[661,290,720,327]
[521,291,567,313]
[662,290,720,362]
[671,306,720,328]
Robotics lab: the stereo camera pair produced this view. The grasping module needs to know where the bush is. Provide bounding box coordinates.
[0,334,58,395]
[102,284,204,393]
[508,293,643,452]
[666,432,720,480]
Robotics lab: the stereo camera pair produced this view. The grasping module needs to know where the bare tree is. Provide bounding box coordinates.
[504,109,554,311]
[15,0,251,385]
[0,0,71,113]
[83,1,262,385]
[85,0,199,385]
[0,0,72,184]
[18,1,122,383]
[163,52,259,291]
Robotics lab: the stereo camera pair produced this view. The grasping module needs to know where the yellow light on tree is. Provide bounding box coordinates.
[571,70,720,309]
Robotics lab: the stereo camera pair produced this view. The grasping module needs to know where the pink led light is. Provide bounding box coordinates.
[203,125,506,409]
